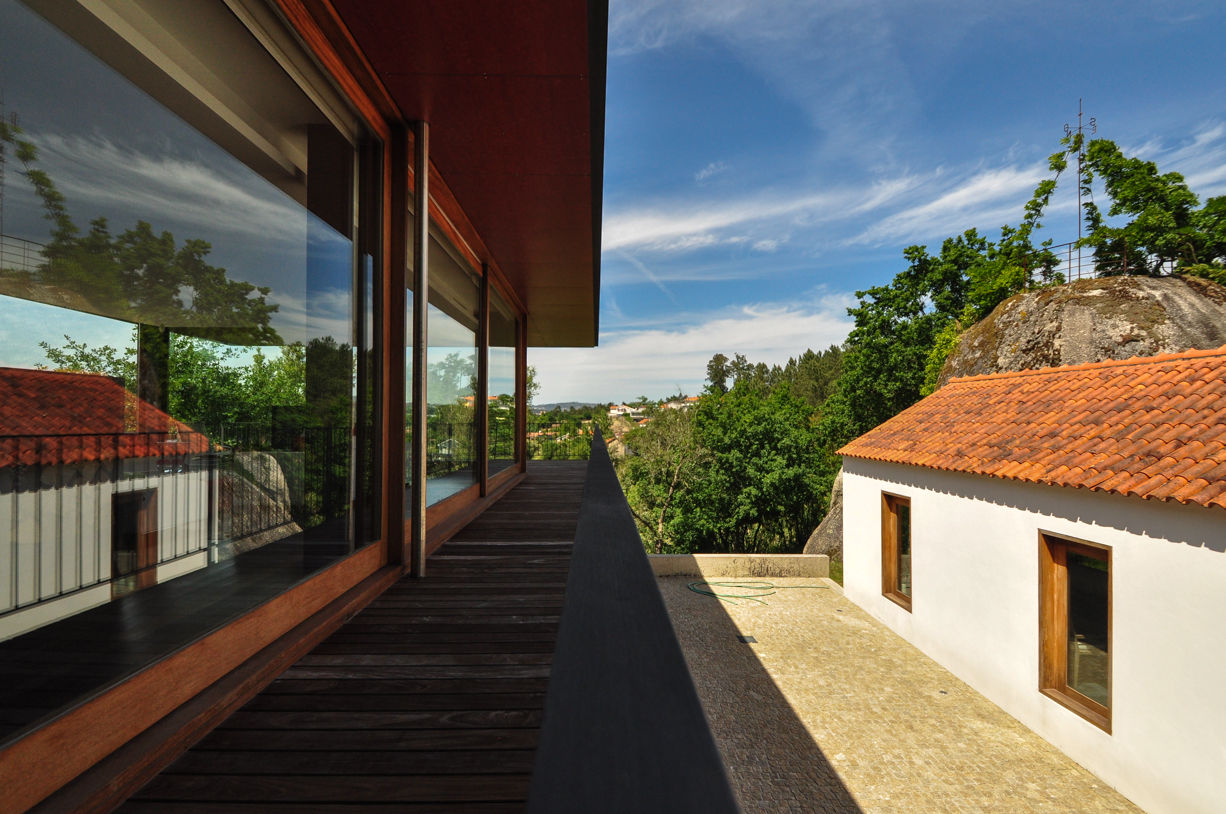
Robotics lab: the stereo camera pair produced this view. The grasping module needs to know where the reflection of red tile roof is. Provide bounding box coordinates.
[839,346,1226,511]
[0,367,211,467]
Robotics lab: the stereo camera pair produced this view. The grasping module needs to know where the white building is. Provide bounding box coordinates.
[840,346,1226,814]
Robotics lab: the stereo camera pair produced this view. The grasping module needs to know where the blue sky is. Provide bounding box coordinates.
[532,0,1226,404]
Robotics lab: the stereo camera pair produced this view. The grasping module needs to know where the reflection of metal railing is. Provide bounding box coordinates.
[425,420,476,477]
[0,233,47,275]
[0,429,212,614]
[0,422,357,614]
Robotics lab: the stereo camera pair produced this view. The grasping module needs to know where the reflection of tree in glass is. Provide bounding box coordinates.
[427,351,476,405]
[38,332,307,427]
[1,117,280,345]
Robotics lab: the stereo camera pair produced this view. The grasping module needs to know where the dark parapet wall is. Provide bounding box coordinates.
[527,428,739,814]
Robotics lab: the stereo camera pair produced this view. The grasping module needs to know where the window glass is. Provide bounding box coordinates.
[0,0,377,741]
[1066,550,1109,706]
[896,502,911,597]
[488,288,519,477]
[426,238,479,504]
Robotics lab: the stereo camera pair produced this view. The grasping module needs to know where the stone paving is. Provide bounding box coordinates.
[658,576,1142,814]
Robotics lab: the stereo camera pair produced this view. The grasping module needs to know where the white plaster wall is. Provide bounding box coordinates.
[842,457,1226,814]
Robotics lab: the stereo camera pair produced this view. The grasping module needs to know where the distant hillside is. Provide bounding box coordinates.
[532,401,605,413]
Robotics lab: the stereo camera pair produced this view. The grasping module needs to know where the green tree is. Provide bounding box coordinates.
[618,408,707,553]
[680,381,824,553]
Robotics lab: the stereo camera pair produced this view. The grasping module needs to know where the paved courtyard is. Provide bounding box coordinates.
[658,576,1142,814]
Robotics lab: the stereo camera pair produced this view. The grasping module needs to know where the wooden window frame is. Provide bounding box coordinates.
[1039,532,1112,733]
[881,492,912,612]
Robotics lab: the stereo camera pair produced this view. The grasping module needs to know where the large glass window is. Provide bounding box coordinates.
[426,238,479,504]
[1040,533,1111,731]
[488,287,519,477]
[0,0,378,741]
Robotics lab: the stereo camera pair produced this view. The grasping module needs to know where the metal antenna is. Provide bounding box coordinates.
[1063,99,1096,276]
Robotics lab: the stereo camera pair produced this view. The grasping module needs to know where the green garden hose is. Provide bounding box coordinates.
[686,580,829,605]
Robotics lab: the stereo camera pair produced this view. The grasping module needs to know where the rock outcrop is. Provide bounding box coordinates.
[809,273,1226,565]
[802,469,842,558]
[937,275,1226,387]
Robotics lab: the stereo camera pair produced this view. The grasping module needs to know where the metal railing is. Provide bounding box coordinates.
[1025,237,1177,285]
[0,233,46,275]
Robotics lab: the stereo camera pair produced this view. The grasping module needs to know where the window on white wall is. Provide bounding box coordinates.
[881,493,912,611]
[1039,532,1111,732]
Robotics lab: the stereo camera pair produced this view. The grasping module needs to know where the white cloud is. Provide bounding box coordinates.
[753,239,781,252]
[695,161,729,182]
[530,291,854,403]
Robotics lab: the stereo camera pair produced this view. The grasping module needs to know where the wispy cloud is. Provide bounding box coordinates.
[617,250,677,301]
[608,0,998,167]
[695,161,729,182]
[603,185,870,254]
[531,290,854,402]
[847,162,1049,246]
[32,132,304,248]
[1139,122,1226,197]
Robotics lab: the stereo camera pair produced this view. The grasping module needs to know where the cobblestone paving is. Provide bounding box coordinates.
[658,577,1142,814]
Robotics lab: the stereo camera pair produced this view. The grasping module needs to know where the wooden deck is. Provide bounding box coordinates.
[116,461,587,812]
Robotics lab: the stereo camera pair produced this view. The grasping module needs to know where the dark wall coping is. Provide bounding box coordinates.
[527,428,740,813]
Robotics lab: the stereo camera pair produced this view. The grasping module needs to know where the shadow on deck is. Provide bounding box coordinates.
[114,434,741,813]
[117,462,585,812]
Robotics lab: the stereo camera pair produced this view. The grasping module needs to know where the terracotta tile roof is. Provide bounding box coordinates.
[0,367,211,468]
[839,346,1226,511]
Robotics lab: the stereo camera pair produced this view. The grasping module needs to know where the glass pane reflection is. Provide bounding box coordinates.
[426,243,479,505]
[0,0,378,742]
[1066,550,1109,706]
[488,289,518,477]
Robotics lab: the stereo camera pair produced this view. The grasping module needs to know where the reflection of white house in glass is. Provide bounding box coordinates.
[0,368,211,640]
[840,347,1226,814]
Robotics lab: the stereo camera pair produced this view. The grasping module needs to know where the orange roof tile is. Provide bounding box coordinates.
[839,346,1226,511]
[0,367,211,468]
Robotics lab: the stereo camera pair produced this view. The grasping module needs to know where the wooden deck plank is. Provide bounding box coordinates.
[115,462,585,811]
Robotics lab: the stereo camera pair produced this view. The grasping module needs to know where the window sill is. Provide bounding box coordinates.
[883,590,912,613]
[1041,687,1111,733]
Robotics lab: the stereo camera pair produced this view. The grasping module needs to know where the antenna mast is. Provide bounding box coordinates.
[1063,99,1096,275]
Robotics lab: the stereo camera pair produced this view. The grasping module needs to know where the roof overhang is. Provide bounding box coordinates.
[328,0,607,347]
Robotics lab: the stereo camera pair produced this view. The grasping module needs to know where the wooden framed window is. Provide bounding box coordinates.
[881,493,912,611]
[1039,533,1111,732]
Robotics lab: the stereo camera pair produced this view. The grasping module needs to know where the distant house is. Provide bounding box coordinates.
[839,347,1226,814]
[660,396,699,410]
[0,369,212,640]
[608,403,635,417]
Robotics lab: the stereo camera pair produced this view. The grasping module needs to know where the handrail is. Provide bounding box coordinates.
[527,427,740,813]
